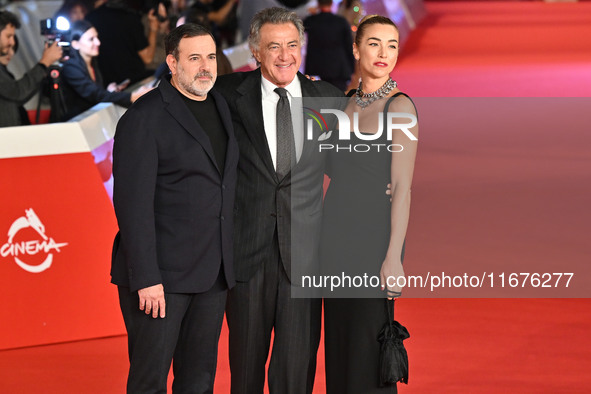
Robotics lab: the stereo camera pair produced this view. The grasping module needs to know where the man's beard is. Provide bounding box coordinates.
[180,71,215,97]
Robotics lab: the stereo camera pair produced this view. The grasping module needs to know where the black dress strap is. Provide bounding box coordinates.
[382,92,418,127]
[383,92,416,113]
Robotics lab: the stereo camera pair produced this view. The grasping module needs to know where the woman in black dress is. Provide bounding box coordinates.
[322,15,419,393]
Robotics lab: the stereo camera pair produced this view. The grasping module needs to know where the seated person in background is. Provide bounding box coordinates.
[85,0,167,84]
[0,10,63,128]
[142,0,172,72]
[188,0,237,46]
[61,20,152,121]
[54,0,93,23]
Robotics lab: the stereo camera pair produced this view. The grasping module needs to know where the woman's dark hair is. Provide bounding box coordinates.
[71,20,94,41]
[355,15,398,46]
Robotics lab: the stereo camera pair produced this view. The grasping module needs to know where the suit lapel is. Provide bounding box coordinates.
[235,70,278,181]
[297,73,321,167]
[211,89,239,180]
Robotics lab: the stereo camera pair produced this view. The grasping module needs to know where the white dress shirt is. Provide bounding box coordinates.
[261,75,304,169]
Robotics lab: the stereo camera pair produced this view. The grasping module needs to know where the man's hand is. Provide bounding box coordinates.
[138,284,165,318]
[39,41,63,68]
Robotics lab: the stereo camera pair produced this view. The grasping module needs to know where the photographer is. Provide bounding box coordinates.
[0,36,29,125]
[0,11,63,127]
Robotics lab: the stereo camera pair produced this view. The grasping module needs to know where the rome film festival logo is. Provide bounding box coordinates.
[1,209,68,273]
[304,107,417,151]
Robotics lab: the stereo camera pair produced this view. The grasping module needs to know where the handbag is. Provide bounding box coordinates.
[377,299,410,386]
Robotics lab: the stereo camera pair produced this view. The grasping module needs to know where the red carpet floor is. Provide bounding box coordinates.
[2,2,591,393]
[1,299,590,393]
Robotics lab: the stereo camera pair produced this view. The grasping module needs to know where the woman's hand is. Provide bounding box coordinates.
[380,255,404,300]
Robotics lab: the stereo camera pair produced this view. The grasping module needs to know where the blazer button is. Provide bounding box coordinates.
[220,215,225,221]
[222,184,226,190]
[270,213,277,217]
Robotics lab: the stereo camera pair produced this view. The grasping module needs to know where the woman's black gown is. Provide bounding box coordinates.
[322,93,411,393]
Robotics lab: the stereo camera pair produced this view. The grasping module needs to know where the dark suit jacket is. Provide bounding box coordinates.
[215,69,343,284]
[61,50,131,121]
[110,76,238,293]
[304,12,355,81]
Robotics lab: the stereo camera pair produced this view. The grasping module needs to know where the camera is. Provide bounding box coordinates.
[40,16,71,57]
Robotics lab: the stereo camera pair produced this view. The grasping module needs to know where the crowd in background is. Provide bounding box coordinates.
[1,0,364,127]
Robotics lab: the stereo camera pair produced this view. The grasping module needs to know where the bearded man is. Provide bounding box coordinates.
[110,23,238,393]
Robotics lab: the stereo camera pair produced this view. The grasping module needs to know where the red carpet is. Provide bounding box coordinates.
[396,1,591,97]
[1,299,590,393]
[2,2,590,392]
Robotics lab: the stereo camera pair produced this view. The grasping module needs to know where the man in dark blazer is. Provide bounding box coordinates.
[111,24,238,393]
[304,0,355,92]
[215,7,343,394]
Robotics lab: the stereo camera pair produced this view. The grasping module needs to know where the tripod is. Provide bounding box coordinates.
[47,63,67,122]
[36,63,67,124]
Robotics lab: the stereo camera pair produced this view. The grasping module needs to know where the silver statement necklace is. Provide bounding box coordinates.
[355,78,397,109]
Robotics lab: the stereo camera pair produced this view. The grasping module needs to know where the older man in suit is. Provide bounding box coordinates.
[111,23,238,393]
[215,7,343,394]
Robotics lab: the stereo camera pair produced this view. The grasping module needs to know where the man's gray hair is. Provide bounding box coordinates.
[248,7,305,51]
